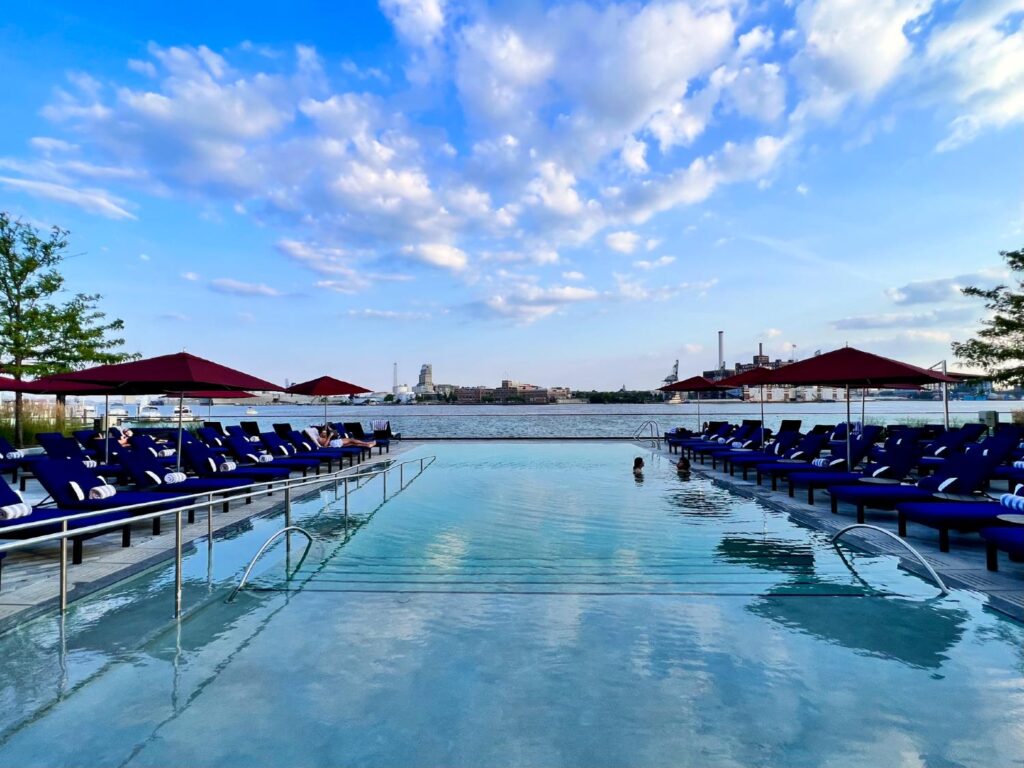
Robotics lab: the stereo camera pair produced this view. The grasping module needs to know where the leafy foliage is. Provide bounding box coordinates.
[952,247,1024,385]
[0,212,137,443]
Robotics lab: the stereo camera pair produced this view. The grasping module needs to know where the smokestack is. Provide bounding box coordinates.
[718,331,724,370]
[759,342,763,357]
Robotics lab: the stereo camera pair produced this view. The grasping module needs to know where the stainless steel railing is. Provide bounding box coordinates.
[0,454,437,618]
[229,526,315,600]
[831,524,949,594]
[632,420,661,447]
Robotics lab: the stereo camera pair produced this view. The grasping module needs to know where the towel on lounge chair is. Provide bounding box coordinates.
[220,461,237,472]
[88,484,117,500]
[0,502,31,520]
[1001,493,1024,513]
[163,471,187,484]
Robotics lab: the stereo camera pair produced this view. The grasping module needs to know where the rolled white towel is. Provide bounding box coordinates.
[158,448,175,458]
[1000,493,1024,513]
[0,502,31,520]
[257,454,273,463]
[88,484,117,500]
[5,450,23,460]
[219,461,237,472]
[811,458,829,467]
[82,459,97,468]
[248,436,261,443]
[1013,461,1024,470]
[163,471,187,484]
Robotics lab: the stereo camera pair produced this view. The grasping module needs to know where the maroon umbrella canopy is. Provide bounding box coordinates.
[0,375,36,392]
[175,390,256,399]
[50,352,281,394]
[23,377,116,395]
[285,376,371,397]
[660,375,729,393]
[759,347,956,387]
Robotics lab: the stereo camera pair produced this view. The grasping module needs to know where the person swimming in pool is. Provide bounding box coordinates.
[633,457,644,476]
[676,455,691,477]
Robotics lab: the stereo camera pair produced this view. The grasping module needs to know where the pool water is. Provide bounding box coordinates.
[0,443,1022,767]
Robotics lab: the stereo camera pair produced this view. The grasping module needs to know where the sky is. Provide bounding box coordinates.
[0,0,1021,391]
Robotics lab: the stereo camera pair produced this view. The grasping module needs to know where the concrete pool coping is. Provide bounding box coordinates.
[646,441,1024,623]
[0,442,422,634]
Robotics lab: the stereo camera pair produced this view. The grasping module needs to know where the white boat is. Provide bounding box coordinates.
[245,407,258,416]
[172,405,194,420]
[137,405,163,421]
[108,403,128,417]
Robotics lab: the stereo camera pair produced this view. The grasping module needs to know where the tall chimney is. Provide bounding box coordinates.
[718,330,724,370]
[759,342,763,357]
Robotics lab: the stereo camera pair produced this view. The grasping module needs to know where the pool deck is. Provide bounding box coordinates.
[647,441,1024,622]
[0,442,421,633]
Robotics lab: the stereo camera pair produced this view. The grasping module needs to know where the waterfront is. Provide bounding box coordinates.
[115,401,1023,439]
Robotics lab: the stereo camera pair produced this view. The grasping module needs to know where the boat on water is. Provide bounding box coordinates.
[245,406,258,416]
[172,405,196,421]
[137,405,163,421]
[107,403,128,417]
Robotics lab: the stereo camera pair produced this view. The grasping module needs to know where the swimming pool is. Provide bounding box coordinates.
[0,442,1022,766]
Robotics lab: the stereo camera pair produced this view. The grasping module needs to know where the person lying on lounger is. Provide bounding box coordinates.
[318,427,376,449]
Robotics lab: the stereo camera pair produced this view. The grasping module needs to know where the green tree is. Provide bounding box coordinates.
[952,247,1024,386]
[0,213,136,445]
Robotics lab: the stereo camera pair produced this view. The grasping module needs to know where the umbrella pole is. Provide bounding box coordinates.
[104,394,109,464]
[941,360,949,430]
[696,391,701,432]
[861,386,866,425]
[176,393,184,471]
[324,397,328,428]
[845,385,852,470]
[759,384,765,435]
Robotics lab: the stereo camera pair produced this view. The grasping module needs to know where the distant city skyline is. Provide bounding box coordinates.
[0,2,1019,390]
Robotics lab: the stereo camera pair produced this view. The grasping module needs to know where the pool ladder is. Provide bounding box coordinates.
[229,526,315,601]
[633,420,661,447]
[832,524,948,595]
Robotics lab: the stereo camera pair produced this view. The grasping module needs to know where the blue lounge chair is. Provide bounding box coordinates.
[786,436,925,507]
[282,428,362,467]
[32,459,182,555]
[671,422,735,455]
[897,486,1024,553]
[182,441,291,486]
[35,433,124,482]
[0,474,132,568]
[223,434,318,476]
[726,431,802,479]
[707,428,772,470]
[917,423,988,472]
[827,437,1015,524]
[980,525,1024,571]
[692,422,760,463]
[119,449,252,516]
[258,432,325,472]
[753,432,831,489]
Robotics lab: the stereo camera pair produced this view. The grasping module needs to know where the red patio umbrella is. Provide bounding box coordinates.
[659,375,731,430]
[285,376,371,425]
[50,352,282,468]
[758,347,957,463]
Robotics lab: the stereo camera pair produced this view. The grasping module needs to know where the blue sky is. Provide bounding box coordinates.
[0,0,1021,390]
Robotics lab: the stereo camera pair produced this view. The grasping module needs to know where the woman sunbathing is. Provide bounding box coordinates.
[318,427,375,449]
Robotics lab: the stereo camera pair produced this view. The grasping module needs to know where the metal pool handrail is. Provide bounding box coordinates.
[632,420,661,446]
[831,524,949,595]
[229,526,314,600]
[0,454,436,619]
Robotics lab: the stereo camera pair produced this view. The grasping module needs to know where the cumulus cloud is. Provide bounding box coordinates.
[606,230,642,254]
[480,282,599,323]
[885,269,1007,304]
[402,242,468,270]
[832,306,975,329]
[180,271,200,281]
[209,278,282,297]
[633,256,676,270]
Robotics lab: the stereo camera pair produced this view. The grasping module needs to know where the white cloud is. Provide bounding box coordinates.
[346,308,430,320]
[209,278,282,297]
[159,311,189,322]
[524,162,585,217]
[620,136,648,173]
[181,271,200,281]
[606,230,642,254]
[482,282,599,323]
[885,269,1007,304]
[29,137,78,154]
[0,176,135,219]
[380,0,446,48]
[403,242,468,271]
[764,327,783,338]
[633,256,676,270]
[138,253,150,261]
[562,271,585,281]
[796,183,809,195]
